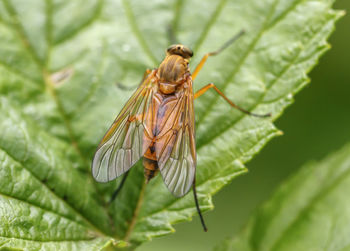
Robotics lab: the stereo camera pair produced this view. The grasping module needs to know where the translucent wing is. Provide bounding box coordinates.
[92,72,155,182]
[156,78,196,197]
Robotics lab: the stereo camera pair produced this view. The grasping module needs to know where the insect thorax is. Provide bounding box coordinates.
[157,55,189,89]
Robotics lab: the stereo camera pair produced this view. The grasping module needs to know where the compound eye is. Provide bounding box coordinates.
[167,45,178,53]
[183,47,193,58]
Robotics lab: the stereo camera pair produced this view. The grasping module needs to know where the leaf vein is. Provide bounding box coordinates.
[44,0,53,67]
[192,0,228,53]
[121,0,158,65]
[0,146,104,236]
[53,0,105,45]
[196,0,280,128]
[196,0,327,150]
[0,192,96,241]
[270,162,350,251]
[0,61,40,85]
[170,0,185,44]
[3,0,43,67]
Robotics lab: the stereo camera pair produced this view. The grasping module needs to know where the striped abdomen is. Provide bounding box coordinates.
[143,141,158,182]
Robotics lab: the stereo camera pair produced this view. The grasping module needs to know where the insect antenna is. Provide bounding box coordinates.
[208,29,245,56]
[193,178,208,232]
[115,69,152,91]
[192,30,245,80]
[115,82,138,91]
[109,171,130,204]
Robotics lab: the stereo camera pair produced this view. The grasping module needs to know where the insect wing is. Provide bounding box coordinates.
[92,75,154,182]
[156,79,196,197]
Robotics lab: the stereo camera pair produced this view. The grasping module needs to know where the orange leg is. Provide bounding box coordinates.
[194,83,271,118]
[192,30,245,80]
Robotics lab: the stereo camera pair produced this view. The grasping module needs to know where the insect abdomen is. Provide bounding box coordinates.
[142,91,180,183]
[143,157,158,183]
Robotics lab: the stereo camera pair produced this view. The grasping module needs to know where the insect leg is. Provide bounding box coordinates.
[109,171,130,204]
[193,178,208,232]
[192,30,245,80]
[194,83,271,118]
[116,69,152,91]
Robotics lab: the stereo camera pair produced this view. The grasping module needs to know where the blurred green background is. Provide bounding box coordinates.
[140,1,350,250]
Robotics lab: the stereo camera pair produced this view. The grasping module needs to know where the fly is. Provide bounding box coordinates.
[91,30,270,232]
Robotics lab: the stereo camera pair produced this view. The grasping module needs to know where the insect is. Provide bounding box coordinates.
[91,30,270,232]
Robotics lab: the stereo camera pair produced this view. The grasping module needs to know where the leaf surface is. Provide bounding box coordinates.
[0,0,342,249]
[215,142,350,251]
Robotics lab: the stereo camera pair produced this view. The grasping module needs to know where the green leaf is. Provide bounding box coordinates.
[216,142,350,251]
[0,0,342,249]
[0,98,113,249]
